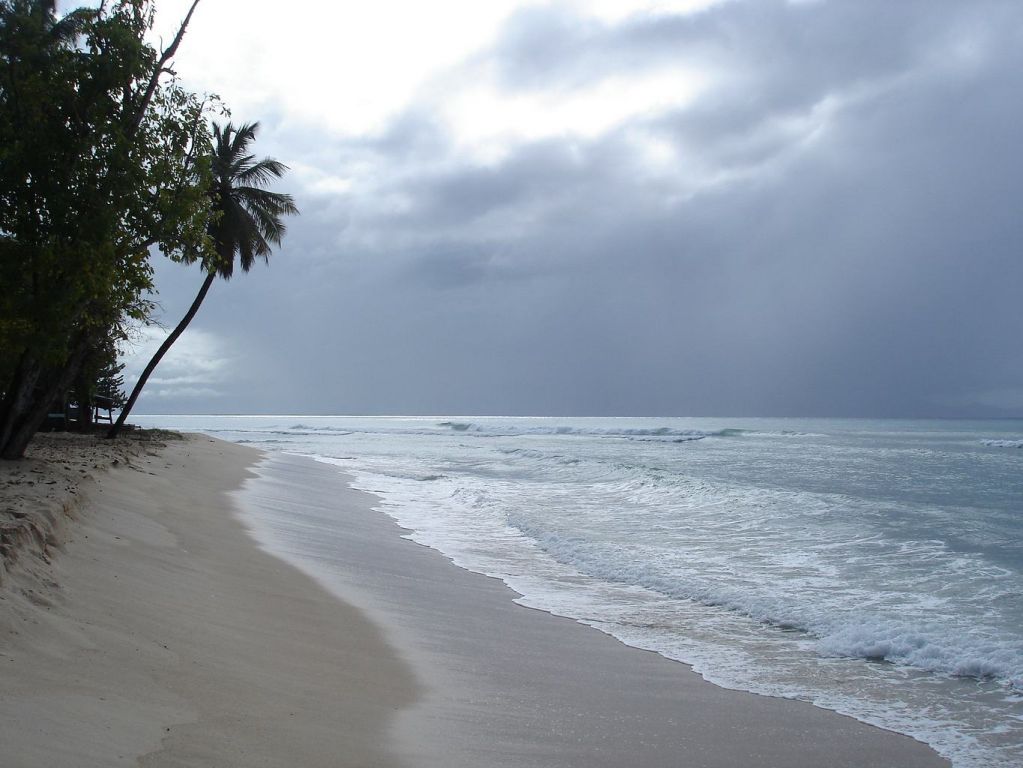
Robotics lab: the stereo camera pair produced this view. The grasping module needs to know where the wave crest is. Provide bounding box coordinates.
[981,439,1023,449]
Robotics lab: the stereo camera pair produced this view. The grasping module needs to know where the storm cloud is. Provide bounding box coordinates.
[128,0,1023,417]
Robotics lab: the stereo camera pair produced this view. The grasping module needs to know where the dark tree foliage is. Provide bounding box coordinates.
[0,0,214,457]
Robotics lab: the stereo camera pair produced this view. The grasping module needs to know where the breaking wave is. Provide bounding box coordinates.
[505,514,1023,691]
[436,422,820,441]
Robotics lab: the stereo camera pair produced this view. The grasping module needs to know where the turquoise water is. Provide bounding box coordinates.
[138,415,1023,766]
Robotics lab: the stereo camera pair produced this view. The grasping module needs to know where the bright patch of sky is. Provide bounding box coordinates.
[444,68,708,159]
[150,0,725,148]
[578,0,731,22]
[122,326,232,402]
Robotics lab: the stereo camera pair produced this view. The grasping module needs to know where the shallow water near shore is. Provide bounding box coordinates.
[137,415,1023,767]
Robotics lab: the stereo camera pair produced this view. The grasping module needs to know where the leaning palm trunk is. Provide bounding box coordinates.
[107,269,216,438]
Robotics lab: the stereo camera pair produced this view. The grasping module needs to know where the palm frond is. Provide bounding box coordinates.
[237,158,290,186]
[245,201,289,246]
[235,186,299,215]
[49,7,97,44]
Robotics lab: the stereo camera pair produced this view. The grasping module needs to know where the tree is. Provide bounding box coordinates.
[108,121,297,437]
[0,0,215,458]
[69,337,127,432]
[96,353,128,411]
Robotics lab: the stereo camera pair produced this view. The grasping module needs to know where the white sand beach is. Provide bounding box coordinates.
[0,434,415,767]
[0,434,949,767]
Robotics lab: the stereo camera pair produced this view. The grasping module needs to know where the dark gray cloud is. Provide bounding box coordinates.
[131,0,1023,418]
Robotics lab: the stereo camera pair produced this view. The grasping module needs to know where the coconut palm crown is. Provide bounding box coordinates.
[206,121,298,279]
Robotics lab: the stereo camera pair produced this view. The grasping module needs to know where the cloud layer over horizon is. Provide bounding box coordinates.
[124,0,1023,417]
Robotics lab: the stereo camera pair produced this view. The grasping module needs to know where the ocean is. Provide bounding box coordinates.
[136,415,1023,767]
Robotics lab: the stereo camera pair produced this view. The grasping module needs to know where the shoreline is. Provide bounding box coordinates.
[0,434,950,766]
[236,450,950,767]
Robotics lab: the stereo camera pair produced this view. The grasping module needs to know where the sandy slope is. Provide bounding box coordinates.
[0,434,416,768]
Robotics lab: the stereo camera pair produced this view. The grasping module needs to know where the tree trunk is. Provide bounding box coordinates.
[73,364,92,433]
[129,0,203,134]
[108,269,216,439]
[0,333,92,459]
[0,352,43,452]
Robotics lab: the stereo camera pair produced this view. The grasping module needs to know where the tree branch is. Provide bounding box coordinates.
[129,0,202,136]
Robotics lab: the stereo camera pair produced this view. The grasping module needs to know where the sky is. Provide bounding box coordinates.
[111,0,1023,417]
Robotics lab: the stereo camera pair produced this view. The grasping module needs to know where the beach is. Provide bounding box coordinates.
[0,433,949,767]
[0,434,415,767]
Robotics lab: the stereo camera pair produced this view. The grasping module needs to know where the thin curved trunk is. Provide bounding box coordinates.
[108,269,216,438]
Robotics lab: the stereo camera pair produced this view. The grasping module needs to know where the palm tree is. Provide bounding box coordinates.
[108,121,298,437]
[25,0,95,45]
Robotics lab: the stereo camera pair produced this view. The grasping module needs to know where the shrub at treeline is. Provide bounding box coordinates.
[0,1,294,458]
